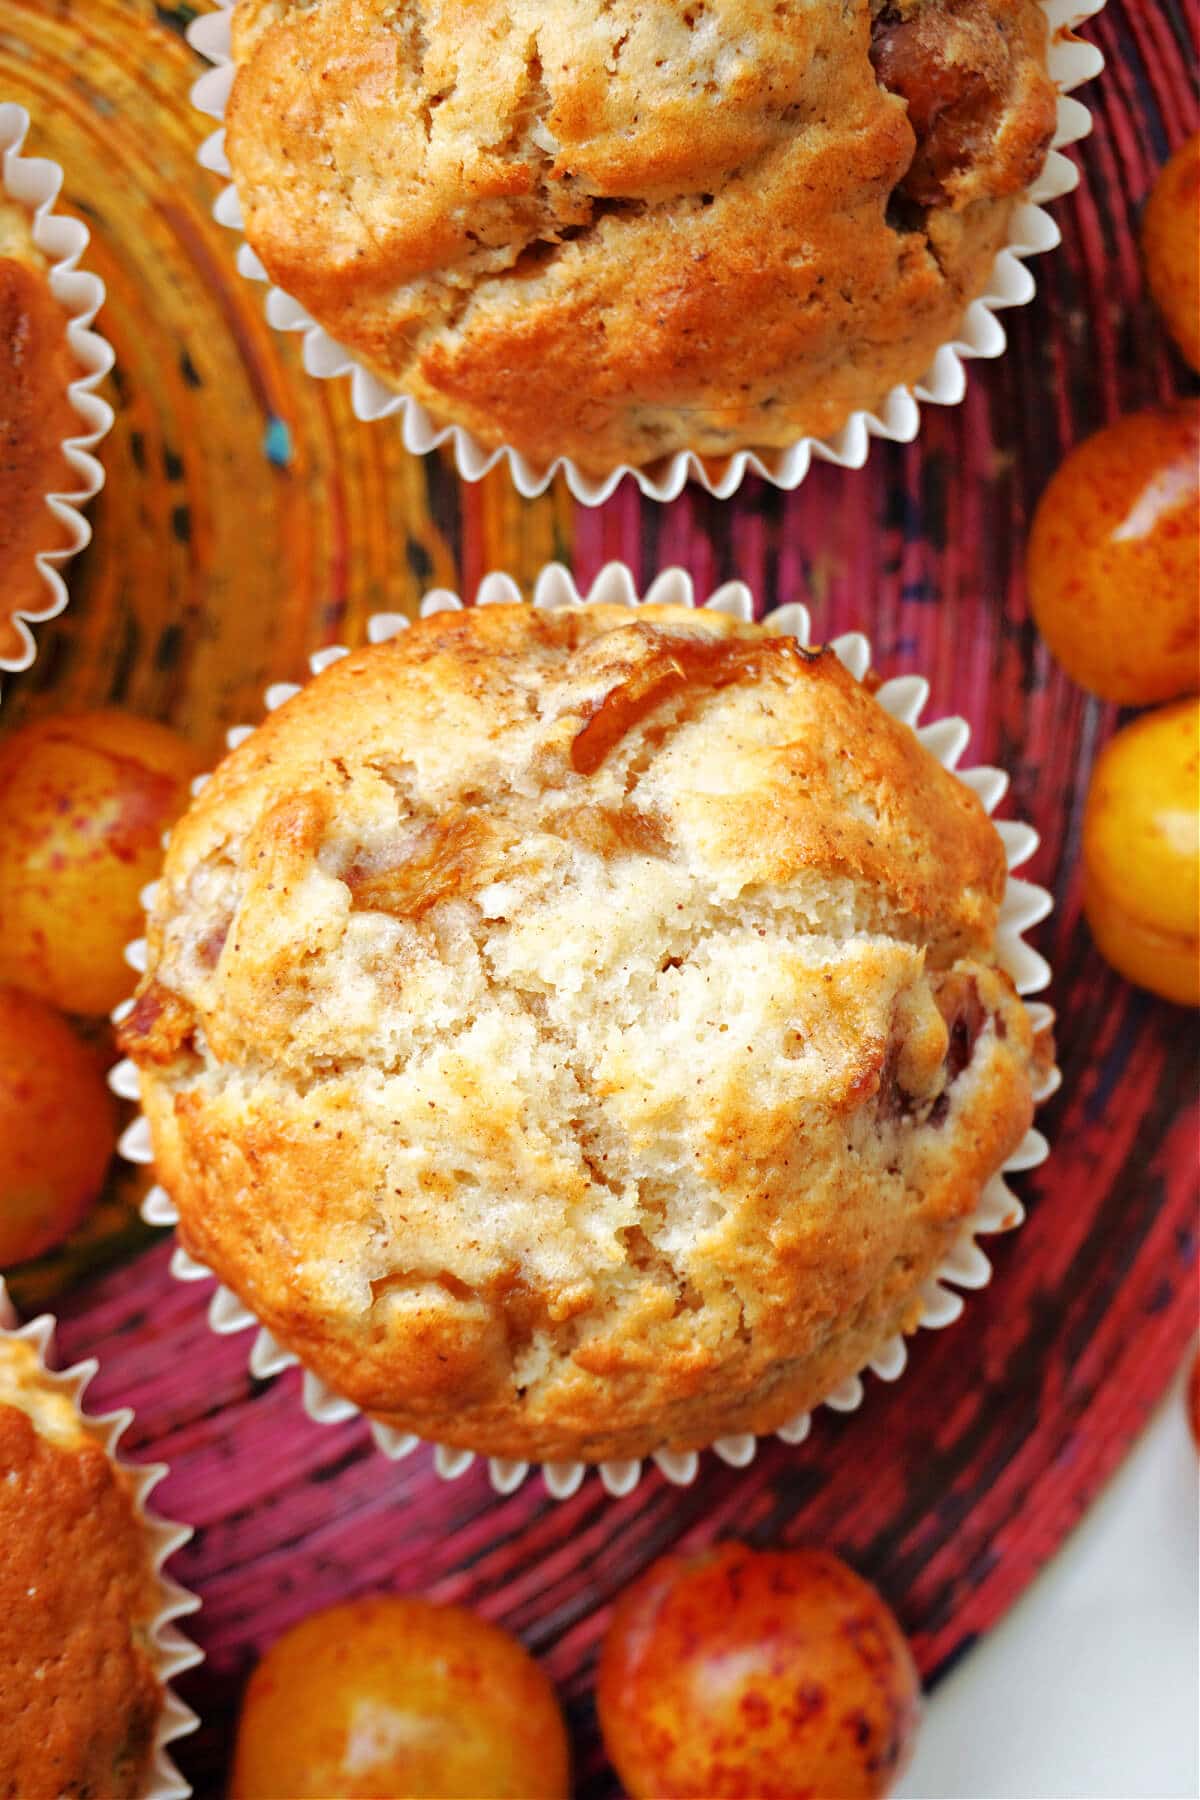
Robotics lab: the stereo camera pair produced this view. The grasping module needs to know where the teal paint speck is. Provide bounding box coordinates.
[264,418,292,468]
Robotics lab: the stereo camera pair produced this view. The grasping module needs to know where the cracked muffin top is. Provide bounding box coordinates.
[224,0,1057,471]
[123,603,1048,1463]
[0,199,82,665]
[0,1336,162,1799]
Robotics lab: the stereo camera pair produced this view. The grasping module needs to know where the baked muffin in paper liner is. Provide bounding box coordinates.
[0,1279,201,1798]
[185,0,1103,501]
[113,565,1057,1500]
[0,104,114,680]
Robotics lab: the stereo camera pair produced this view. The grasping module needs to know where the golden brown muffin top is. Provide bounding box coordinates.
[223,0,1056,468]
[0,200,81,664]
[123,603,1041,1461]
[0,1338,161,1800]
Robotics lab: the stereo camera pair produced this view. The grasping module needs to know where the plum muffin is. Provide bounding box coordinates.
[121,602,1050,1463]
[222,0,1058,470]
[0,1335,163,1798]
[0,197,83,665]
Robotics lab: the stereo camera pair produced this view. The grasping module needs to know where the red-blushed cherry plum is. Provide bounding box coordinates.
[597,1542,921,1799]
[0,710,201,1016]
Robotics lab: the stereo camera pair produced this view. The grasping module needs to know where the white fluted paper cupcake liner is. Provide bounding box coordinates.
[0,104,114,679]
[112,563,1058,1502]
[0,1278,201,1799]
[184,1,1102,504]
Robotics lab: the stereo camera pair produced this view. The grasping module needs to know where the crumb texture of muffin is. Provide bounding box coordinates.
[0,1337,162,1800]
[0,199,80,664]
[224,0,1057,470]
[123,603,1044,1463]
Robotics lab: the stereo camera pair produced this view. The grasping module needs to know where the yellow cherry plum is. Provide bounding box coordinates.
[1142,133,1200,372]
[231,1594,570,1800]
[1082,699,1199,1006]
[0,986,115,1265]
[1027,403,1199,707]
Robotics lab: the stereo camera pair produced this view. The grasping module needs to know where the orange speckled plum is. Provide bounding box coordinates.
[0,986,115,1264]
[231,1595,570,1800]
[596,1543,921,1800]
[0,711,200,1016]
[1027,403,1199,706]
[1082,700,1200,1007]
[1142,134,1200,372]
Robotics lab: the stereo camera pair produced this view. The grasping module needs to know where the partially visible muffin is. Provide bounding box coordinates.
[224,0,1058,471]
[0,198,81,665]
[122,602,1050,1464]
[0,1335,162,1799]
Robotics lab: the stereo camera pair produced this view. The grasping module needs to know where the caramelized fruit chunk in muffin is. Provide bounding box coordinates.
[122,603,1049,1464]
[0,199,82,665]
[870,0,1056,210]
[0,1337,162,1799]
[222,0,1057,471]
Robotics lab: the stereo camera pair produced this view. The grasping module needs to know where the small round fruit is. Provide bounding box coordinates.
[0,710,200,1016]
[231,1594,570,1800]
[597,1542,921,1800]
[0,986,115,1264]
[1142,134,1200,372]
[1082,699,1199,1006]
[1027,403,1200,705]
